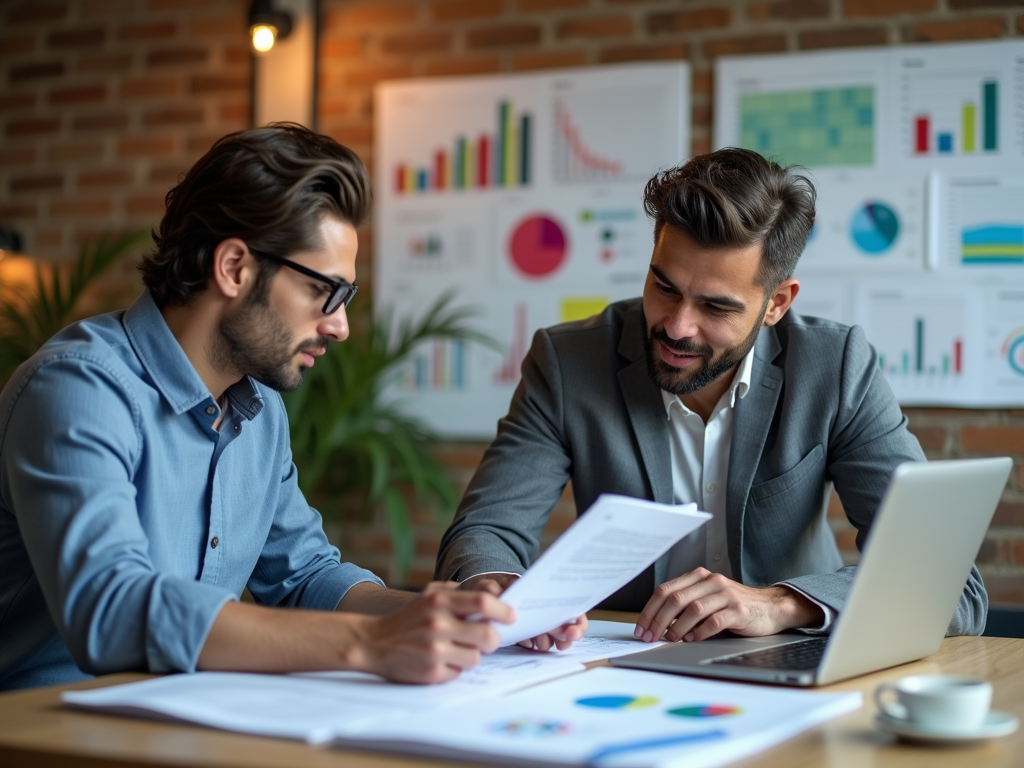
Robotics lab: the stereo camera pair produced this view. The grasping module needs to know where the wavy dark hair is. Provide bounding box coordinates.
[643,147,816,291]
[140,123,371,307]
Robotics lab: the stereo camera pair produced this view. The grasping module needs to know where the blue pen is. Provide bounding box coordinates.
[586,729,728,765]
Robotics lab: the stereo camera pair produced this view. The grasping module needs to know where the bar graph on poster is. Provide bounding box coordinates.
[716,39,1024,406]
[375,64,689,436]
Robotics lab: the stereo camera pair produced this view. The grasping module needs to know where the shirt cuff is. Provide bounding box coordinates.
[774,582,836,634]
[459,570,521,583]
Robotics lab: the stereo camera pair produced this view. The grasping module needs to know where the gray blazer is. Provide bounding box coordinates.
[436,299,987,635]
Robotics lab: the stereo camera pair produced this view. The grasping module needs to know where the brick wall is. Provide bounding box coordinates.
[3,0,1023,602]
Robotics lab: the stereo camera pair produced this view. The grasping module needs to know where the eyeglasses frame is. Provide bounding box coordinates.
[255,252,357,315]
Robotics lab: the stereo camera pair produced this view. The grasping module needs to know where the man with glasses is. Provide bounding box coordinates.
[0,124,513,691]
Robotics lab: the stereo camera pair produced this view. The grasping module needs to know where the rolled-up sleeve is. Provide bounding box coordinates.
[4,356,234,675]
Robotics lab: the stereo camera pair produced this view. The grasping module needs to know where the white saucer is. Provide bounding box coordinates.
[874,711,1019,744]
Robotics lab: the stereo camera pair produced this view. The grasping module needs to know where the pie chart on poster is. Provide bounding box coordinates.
[850,201,899,254]
[509,214,568,278]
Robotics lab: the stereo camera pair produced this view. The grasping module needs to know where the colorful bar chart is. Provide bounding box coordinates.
[493,304,528,384]
[554,101,624,182]
[910,77,997,156]
[738,85,875,167]
[394,100,532,195]
[877,317,963,378]
[404,340,467,391]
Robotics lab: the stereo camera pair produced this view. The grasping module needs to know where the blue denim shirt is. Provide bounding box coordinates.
[0,290,384,690]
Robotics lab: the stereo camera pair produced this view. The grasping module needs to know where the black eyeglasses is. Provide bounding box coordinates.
[257,253,357,315]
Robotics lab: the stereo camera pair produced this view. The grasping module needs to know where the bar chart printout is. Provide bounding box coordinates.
[907,73,998,156]
[738,85,875,167]
[554,101,623,182]
[394,100,532,194]
[404,340,467,392]
[493,303,528,385]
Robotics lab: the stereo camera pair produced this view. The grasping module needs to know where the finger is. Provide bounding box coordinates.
[444,591,516,625]
[663,591,733,642]
[688,606,740,642]
[550,615,588,650]
[635,569,711,638]
[646,579,724,643]
[450,619,503,653]
[472,579,505,596]
[531,633,555,653]
[421,580,460,596]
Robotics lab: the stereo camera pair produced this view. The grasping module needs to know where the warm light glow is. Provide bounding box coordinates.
[251,24,277,53]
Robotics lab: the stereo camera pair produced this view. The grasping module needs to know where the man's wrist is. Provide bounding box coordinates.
[771,585,826,630]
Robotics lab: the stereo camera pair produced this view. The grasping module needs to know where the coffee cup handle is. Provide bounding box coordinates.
[874,682,908,720]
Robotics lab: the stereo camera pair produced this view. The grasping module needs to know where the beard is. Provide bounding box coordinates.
[641,308,765,397]
[214,288,329,393]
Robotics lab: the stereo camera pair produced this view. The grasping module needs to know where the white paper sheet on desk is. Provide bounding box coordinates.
[500,620,669,663]
[62,650,585,744]
[496,495,710,646]
[339,666,863,768]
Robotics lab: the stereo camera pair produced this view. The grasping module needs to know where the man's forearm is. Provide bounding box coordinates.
[337,582,418,614]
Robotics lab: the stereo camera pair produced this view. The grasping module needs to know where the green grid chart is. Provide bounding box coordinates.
[739,86,875,167]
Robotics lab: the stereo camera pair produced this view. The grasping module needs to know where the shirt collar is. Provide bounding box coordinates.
[660,343,756,418]
[123,290,264,420]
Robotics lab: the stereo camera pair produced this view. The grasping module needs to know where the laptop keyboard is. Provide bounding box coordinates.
[707,636,829,671]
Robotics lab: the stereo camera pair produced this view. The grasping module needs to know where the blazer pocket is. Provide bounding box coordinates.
[749,444,825,503]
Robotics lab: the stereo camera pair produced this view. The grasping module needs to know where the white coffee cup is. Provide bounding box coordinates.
[874,675,992,730]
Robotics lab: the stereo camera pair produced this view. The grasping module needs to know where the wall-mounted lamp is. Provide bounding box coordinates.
[249,0,294,54]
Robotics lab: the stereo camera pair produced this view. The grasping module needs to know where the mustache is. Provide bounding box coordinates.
[295,336,332,355]
[649,327,713,358]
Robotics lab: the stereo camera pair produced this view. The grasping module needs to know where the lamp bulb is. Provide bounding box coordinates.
[251,24,277,53]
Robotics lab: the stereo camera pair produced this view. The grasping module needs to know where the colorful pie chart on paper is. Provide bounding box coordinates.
[509,214,568,278]
[850,201,899,254]
[575,695,660,710]
[667,704,743,718]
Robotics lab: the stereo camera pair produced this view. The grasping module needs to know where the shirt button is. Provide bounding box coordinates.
[210,537,219,549]
[233,424,240,432]
[707,482,716,492]
[714,553,721,562]
[205,406,216,415]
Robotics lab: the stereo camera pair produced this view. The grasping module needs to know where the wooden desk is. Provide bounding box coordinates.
[2,612,1022,768]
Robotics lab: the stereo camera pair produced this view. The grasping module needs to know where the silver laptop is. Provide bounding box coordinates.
[611,457,1012,687]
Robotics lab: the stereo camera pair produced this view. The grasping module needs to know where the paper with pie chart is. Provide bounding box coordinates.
[374,63,689,437]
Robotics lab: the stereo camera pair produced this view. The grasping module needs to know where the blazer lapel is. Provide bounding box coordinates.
[728,326,783,583]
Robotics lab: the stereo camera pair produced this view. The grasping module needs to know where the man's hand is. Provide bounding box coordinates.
[634,568,824,643]
[352,581,515,684]
[459,573,588,652]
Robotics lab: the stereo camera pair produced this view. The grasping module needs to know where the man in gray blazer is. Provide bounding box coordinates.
[435,148,986,650]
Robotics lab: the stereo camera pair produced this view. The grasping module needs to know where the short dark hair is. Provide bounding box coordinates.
[643,147,816,291]
[140,123,371,307]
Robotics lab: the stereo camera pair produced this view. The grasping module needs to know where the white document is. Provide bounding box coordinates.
[62,651,585,744]
[496,495,710,646]
[500,620,669,664]
[341,666,863,768]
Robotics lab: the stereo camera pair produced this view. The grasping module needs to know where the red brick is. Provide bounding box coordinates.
[47,142,104,161]
[910,18,1007,41]
[5,117,61,136]
[749,0,829,20]
[424,56,502,75]
[512,50,589,71]
[322,36,364,59]
[9,174,64,192]
[693,70,713,96]
[517,0,587,10]
[48,85,106,104]
[117,22,177,40]
[0,34,37,56]
[337,1,417,26]
[147,48,209,67]
[150,165,187,184]
[328,125,374,145]
[703,34,788,58]
[118,137,176,156]
[599,42,687,64]
[219,102,250,122]
[982,575,1024,605]
[51,197,114,216]
[120,76,182,99]
[908,425,945,451]
[126,196,167,215]
[190,15,244,37]
[148,0,211,8]
[344,65,414,88]
[1018,461,1024,489]
[77,53,133,72]
[800,26,889,49]
[8,61,65,82]
[78,169,133,187]
[961,426,1024,454]
[648,9,731,34]
[0,202,39,219]
[381,31,453,55]
[223,46,250,66]
[993,501,1024,527]
[81,0,132,17]
[951,0,1019,5]
[72,112,129,131]
[431,0,503,22]
[47,27,104,48]
[1013,540,1024,565]
[847,0,937,14]
[34,230,63,248]
[142,107,204,127]
[8,3,68,23]
[976,538,1004,565]
[467,24,542,48]
[1019,16,1024,35]
[0,147,37,166]
[414,535,443,558]
[190,75,248,94]
[185,134,222,153]
[558,16,633,39]
[0,93,36,111]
